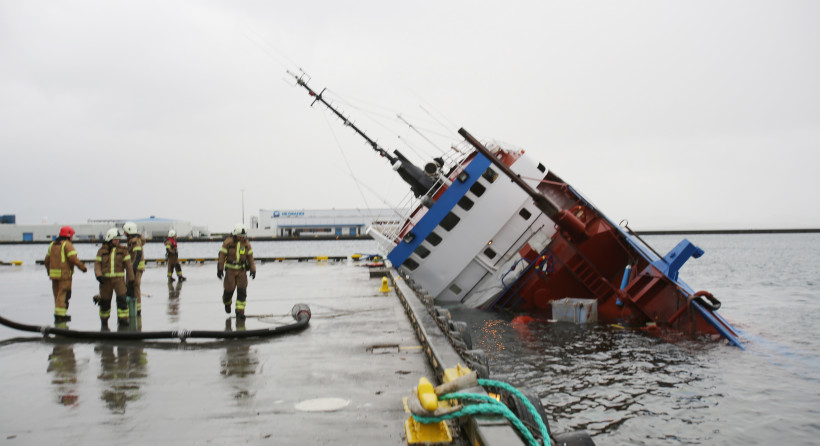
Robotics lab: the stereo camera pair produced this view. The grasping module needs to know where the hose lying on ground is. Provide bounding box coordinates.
[0,304,311,341]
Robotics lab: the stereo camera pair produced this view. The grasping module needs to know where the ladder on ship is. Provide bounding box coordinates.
[487,238,621,310]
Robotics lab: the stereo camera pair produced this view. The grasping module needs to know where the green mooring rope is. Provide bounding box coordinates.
[478,378,551,445]
[412,394,541,446]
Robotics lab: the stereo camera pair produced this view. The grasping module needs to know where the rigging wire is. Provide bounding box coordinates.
[318,105,404,223]
[323,91,433,161]
[331,163,406,219]
[419,104,462,140]
[320,107,374,213]
[325,90,456,161]
[397,113,447,157]
[238,25,297,72]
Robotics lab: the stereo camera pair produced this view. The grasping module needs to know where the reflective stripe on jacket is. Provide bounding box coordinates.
[217,236,255,272]
[127,235,146,270]
[44,240,84,279]
[94,244,135,281]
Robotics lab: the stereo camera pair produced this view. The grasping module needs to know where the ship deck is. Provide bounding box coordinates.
[0,261,434,444]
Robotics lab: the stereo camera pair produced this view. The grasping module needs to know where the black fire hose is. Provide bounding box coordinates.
[0,304,311,341]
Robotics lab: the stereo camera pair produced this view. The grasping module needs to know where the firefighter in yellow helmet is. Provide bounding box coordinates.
[123,222,146,316]
[94,228,135,327]
[165,229,186,283]
[44,226,88,325]
[217,223,256,319]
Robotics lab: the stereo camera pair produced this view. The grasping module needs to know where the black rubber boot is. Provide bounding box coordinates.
[236,288,247,320]
[222,290,233,314]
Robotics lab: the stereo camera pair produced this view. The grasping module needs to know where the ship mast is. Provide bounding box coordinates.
[289,72,435,197]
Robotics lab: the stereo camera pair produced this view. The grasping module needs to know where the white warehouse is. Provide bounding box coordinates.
[255,208,402,238]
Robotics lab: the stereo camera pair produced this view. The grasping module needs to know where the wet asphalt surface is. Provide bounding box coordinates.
[0,261,432,445]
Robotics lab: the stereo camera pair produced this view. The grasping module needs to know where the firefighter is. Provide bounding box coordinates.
[165,229,186,283]
[123,222,146,316]
[217,223,256,319]
[44,226,88,324]
[94,228,135,327]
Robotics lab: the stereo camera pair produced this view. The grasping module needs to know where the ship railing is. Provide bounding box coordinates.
[374,143,471,243]
[375,190,421,243]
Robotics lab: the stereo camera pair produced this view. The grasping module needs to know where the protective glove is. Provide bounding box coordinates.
[250,271,256,280]
[92,294,101,306]
[96,275,104,284]
[126,281,135,297]
[217,269,223,279]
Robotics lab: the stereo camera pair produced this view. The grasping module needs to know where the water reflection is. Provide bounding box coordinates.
[455,308,721,442]
[220,318,259,401]
[167,280,183,323]
[47,342,79,407]
[95,332,148,414]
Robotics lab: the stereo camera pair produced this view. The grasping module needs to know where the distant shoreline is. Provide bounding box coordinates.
[633,228,820,235]
[2,229,819,245]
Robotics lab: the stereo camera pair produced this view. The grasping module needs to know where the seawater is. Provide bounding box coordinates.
[2,235,819,445]
[451,233,820,445]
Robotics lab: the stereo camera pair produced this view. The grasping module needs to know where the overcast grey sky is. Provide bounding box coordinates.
[2,1,819,232]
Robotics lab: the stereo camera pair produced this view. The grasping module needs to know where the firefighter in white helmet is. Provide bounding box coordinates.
[94,228,135,327]
[165,228,186,283]
[217,223,256,319]
[123,222,146,316]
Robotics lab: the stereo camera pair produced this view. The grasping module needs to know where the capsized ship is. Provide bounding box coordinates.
[292,74,743,348]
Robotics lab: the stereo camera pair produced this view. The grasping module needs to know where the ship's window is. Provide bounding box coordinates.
[470,182,486,197]
[426,232,442,246]
[403,258,420,271]
[537,163,546,173]
[519,208,532,220]
[415,244,430,259]
[439,212,460,232]
[449,284,462,295]
[457,196,474,211]
[484,247,497,259]
[483,168,498,183]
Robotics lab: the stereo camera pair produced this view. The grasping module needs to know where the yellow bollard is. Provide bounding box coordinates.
[379,277,390,293]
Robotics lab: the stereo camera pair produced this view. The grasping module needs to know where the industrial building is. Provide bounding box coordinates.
[0,208,403,242]
[253,208,402,238]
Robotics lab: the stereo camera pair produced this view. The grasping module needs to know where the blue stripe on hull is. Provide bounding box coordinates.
[388,153,492,268]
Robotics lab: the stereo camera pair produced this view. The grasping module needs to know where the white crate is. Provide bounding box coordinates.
[551,298,598,324]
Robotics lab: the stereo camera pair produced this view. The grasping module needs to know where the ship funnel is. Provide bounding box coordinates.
[393,150,437,197]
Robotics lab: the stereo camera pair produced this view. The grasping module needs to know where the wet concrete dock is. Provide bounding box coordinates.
[0,261,435,444]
